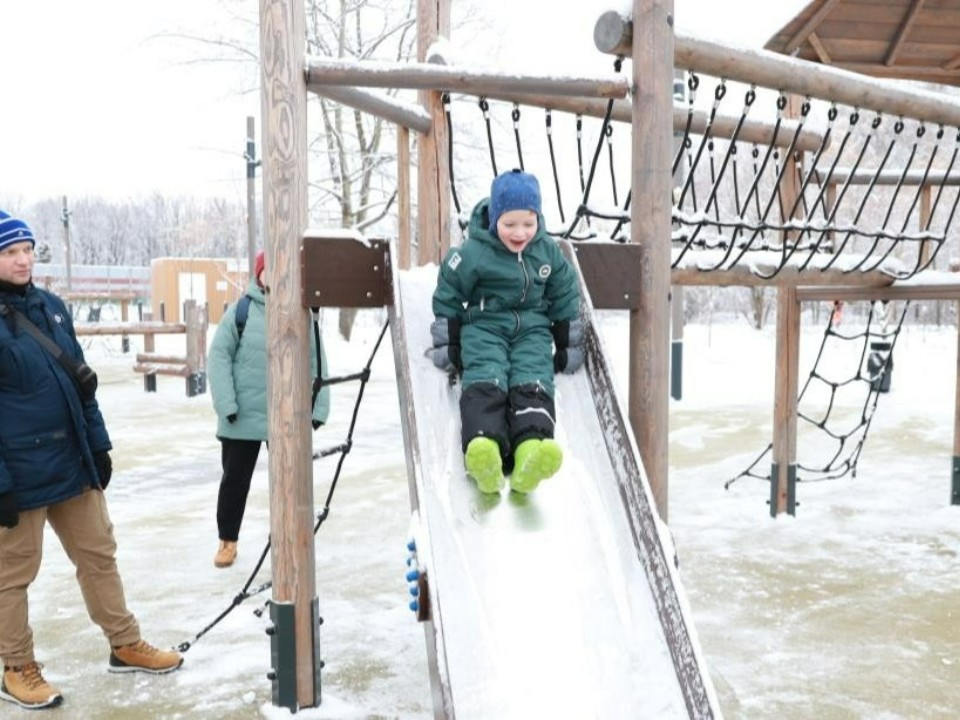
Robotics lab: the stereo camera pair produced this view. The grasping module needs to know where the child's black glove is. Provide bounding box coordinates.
[94,451,113,490]
[0,491,17,528]
[551,318,585,374]
[429,317,462,373]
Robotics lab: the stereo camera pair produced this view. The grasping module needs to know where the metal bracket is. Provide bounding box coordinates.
[267,601,298,711]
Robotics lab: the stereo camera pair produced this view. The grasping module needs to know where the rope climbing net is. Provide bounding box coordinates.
[672,72,960,279]
[728,299,907,488]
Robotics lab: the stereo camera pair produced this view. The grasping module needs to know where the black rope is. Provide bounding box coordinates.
[545,109,566,223]
[175,320,390,652]
[442,93,466,228]
[479,97,498,178]
[726,301,908,490]
[512,104,525,171]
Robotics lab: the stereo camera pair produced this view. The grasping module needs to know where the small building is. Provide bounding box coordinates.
[150,257,248,324]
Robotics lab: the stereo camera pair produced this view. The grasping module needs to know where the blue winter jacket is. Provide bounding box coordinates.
[0,284,111,510]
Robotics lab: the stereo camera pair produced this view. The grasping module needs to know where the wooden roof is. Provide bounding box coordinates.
[764,0,960,87]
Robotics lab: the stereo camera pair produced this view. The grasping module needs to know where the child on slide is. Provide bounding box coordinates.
[429,169,584,494]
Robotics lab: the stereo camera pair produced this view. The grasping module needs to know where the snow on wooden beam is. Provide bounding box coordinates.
[819,167,960,186]
[488,92,824,151]
[307,85,433,134]
[593,11,960,128]
[671,263,896,288]
[304,56,629,99]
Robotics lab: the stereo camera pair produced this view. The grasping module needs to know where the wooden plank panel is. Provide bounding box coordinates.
[571,242,643,310]
[301,234,390,308]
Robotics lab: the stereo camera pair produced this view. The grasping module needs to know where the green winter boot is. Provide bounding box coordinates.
[510,439,563,494]
[464,437,505,494]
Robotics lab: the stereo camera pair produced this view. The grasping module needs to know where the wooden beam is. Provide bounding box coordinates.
[884,0,926,67]
[796,279,960,302]
[595,15,960,126]
[305,56,629,99]
[942,50,960,71]
[671,33,960,128]
[670,263,897,288]
[821,167,960,187]
[488,92,825,152]
[829,62,960,84]
[782,0,843,56]
[307,85,433,134]
[807,32,832,64]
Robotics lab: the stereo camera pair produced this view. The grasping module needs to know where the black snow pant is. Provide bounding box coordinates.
[460,382,556,472]
[216,438,263,542]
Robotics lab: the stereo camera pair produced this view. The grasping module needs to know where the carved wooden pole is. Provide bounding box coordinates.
[259,0,320,709]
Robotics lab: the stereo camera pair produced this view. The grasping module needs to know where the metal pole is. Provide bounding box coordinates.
[246,116,259,277]
[60,196,72,294]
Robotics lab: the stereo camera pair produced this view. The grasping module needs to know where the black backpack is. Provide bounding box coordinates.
[235,295,252,340]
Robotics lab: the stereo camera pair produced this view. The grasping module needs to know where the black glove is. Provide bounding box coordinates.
[0,491,19,529]
[227,413,238,424]
[551,318,585,374]
[312,419,323,430]
[94,451,113,490]
[429,317,462,373]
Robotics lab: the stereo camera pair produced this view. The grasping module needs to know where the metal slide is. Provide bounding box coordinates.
[388,242,721,720]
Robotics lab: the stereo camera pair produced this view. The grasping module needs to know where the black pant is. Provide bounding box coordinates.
[216,438,263,542]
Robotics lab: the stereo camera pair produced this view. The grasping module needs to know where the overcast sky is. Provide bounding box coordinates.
[0,0,808,206]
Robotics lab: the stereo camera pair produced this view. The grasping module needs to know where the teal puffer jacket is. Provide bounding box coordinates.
[433,198,580,391]
[209,281,330,441]
[433,198,580,325]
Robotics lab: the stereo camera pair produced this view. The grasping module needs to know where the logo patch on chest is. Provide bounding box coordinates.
[538,264,551,279]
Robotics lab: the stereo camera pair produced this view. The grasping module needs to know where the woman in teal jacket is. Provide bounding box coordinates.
[431,170,583,495]
[208,250,330,567]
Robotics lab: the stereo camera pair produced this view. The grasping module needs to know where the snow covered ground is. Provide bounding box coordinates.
[20,306,960,719]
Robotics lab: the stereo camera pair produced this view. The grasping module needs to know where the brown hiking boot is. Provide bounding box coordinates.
[108,640,183,674]
[214,540,238,568]
[0,661,63,709]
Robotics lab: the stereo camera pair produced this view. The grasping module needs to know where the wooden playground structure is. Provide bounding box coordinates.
[255,0,960,715]
[74,298,208,397]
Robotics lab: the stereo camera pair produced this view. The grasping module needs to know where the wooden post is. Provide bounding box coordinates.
[120,298,130,353]
[416,0,450,265]
[397,125,412,269]
[630,0,674,521]
[183,300,208,397]
[954,303,960,505]
[259,0,320,710]
[771,96,804,517]
[142,310,156,393]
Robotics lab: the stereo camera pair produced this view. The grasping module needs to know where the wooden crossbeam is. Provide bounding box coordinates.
[884,0,926,67]
[783,0,843,55]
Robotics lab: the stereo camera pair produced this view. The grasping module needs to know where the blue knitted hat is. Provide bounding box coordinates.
[0,210,36,252]
[488,169,541,232]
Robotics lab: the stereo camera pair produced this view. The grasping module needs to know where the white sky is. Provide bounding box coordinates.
[0,1,809,206]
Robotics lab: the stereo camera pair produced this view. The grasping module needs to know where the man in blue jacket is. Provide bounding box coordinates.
[0,211,182,710]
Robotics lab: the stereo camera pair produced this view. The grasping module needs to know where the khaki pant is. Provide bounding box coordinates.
[0,489,140,667]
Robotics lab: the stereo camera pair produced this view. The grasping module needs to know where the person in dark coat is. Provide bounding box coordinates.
[0,211,182,710]
[207,249,331,568]
[430,170,584,494]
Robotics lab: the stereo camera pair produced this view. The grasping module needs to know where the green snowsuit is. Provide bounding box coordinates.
[433,198,580,459]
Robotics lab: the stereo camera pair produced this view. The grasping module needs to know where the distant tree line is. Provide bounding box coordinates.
[9,195,248,268]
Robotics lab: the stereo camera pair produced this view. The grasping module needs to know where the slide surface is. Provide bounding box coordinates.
[389,247,719,720]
